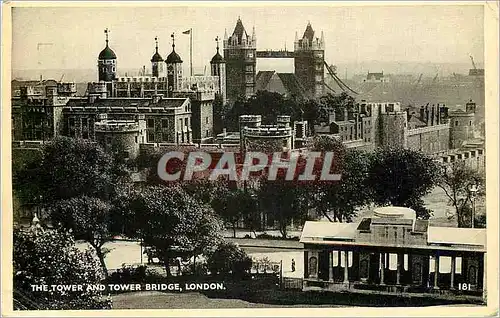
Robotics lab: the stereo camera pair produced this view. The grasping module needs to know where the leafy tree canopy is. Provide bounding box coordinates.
[13,227,111,310]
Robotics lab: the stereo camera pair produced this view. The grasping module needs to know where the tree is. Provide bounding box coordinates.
[314,150,374,223]
[212,187,257,238]
[300,99,321,135]
[205,241,252,278]
[438,161,485,227]
[305,135,373,223]
[257,177,310,238]
[129,185,224,276]
[49,196,114,278]
[13,227,111,310]
[367,148,440,219]
[319,92,357,113]
[18,137,117,204]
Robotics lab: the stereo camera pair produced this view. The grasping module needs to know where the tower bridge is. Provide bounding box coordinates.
[224,18,357,104]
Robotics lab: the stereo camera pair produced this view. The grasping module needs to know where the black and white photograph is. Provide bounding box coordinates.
[2,1,498,316]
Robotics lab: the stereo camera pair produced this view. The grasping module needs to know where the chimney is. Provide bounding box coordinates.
[425,104,429,125]
[419,106,425,122]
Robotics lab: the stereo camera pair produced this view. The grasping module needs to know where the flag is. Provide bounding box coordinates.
[182,29,191,35]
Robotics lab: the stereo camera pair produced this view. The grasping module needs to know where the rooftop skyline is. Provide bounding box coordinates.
[12,4,484,76]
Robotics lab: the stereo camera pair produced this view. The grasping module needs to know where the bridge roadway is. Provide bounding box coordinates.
[256,50,295,58]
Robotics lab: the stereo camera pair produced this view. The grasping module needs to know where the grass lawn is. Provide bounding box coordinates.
[111,291,344,309]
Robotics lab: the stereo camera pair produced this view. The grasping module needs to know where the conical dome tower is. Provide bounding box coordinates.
[98,28,117,82]
[151,37,164,77]
[210,36,226,103]
[165,33,183,95]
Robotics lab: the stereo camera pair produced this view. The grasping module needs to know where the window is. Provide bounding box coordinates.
[455,257,462,274]
[147,131,155,142]
[106,136,112,145]
[455,120,459,126]
[439,256,452,273]
[206,130,210,137]
[69,118,75,126]
[179,119,183,129]
[82,131,89,139]
[82,118,88,127]
[135,136,138,143]
[332,251,339,267]
[308,257,317,276]
[205,117,209,124]
[147,118,155,128]
[184,118,188,127]
[162,119,169,129]
[469,120,472,126]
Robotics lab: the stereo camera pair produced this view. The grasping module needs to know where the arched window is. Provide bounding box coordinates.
[359,260,369,278]
[308,257,317,277]
[468,265,477,284]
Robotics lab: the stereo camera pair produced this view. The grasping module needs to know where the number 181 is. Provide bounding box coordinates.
[458,283,471,291]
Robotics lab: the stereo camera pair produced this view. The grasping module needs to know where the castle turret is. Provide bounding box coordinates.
[151,36,164,78]
[294,22,325,99]
[98,28,117,82]
[210,36,226,104]
[165,33,183,95]
[223,17,256,104]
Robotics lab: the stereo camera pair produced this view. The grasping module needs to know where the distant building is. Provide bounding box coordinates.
[300,206,486,300]
[223,17,257,104]
[293,22,325,99]
[365,71,388,83]
[12,28,230,147]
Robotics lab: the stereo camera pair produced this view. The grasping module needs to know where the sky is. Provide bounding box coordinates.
[11,3,484,76]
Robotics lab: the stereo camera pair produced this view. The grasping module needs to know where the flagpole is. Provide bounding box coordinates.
[190,28,193,76]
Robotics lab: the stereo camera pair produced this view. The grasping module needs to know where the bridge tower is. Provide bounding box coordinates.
[294,23,325,99]
[223,17,256,105]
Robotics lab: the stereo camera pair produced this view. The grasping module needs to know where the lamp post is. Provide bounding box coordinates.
[468,183,479,228]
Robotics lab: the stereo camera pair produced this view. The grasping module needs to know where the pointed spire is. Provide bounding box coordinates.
[252,26,256,39]
[224,28,228,40]
[295,31,298,41]
[155,36,159,53]
[171,32,175,50]
[104,28,110,46]
[321,31,324,42]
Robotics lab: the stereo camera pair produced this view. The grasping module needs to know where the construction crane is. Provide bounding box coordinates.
[432,73,438,84]
[414,73,423,85]
[469,55,477,70]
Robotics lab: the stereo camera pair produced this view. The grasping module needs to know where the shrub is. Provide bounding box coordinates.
[206,242,252,278]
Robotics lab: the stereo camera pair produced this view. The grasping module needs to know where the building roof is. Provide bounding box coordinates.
[65,97,187,109]
[408,115,427,127]
[210,51,224,63]
[166,46,183,64]
[277,73,306,98]
[231,17,249,44]
[300,221,357,241]
[151,51,164,63]
[302,22,315,42]
[427,227,486,247]
[99,44,117,60]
